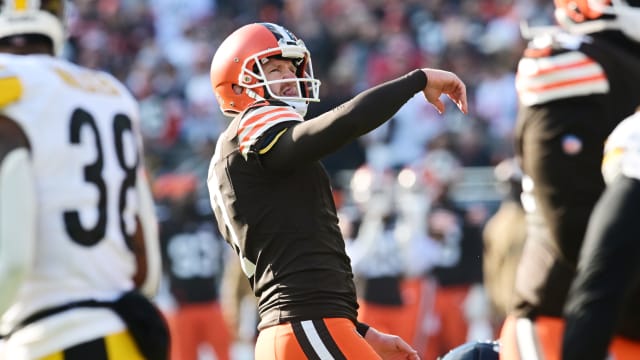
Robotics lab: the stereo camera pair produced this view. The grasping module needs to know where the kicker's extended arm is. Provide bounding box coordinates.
[262,70,427,171]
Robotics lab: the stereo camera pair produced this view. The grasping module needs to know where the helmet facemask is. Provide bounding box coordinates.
[210,23,323,117]
[555,0,640,42]
[239,39,321,117]
[596,0,640,42]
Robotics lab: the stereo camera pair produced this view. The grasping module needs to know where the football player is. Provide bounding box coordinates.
[207,22,467,359]
[155,174,231,360]
[0,1,164,359]
[499,0,640,359]
[562,110,640,360]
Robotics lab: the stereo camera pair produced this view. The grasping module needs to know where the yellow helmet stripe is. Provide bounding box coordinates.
[13,0,30,11]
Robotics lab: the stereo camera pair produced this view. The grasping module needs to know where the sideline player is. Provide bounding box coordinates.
[0,1,164,359]
[207,22,467,359]
[155,174,231,360]
[499,0,640,359]
[562,110,640,360]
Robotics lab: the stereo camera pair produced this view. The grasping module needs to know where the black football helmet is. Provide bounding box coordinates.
[438,340,500,360]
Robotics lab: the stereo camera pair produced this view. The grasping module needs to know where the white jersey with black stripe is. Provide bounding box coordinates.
[0,53,146,358]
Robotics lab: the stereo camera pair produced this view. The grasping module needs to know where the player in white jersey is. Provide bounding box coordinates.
[562,110,640,360]
[0,1,165,359]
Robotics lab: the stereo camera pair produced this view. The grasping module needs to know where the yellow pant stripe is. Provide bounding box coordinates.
[39,351,63,360]
[37,331,144,360]
[105,331,145,360]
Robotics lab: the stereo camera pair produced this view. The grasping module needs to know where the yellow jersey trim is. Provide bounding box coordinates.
[40,350,64,360]
[0,76,23,108]
[258,128,288,155]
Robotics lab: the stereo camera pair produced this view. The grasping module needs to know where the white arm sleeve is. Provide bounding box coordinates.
[0,149,36,315]
[135,170,161,298]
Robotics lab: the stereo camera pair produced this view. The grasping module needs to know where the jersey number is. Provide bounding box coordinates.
[168,231,222,279]
[63,108,138,248]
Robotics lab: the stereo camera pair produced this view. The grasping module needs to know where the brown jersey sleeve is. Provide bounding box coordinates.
[260,70,427,172]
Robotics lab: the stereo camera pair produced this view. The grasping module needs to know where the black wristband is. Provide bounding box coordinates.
[356,322,370,337]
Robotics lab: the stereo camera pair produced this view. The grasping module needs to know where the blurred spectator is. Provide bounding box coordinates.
[64,0,537,181]
[419,149,491,360]
[154,174,231,360]
[482,158,525,332]
[394,164,447,351]
[346,166,412,343]
[182,43,227,145]
[473,54,518,143]
[219,255,258,360]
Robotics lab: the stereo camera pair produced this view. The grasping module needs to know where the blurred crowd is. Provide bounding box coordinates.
[65,0,555,185]
[63,0,555,359]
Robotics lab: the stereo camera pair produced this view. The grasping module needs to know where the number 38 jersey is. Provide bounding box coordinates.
[0,54,145,341]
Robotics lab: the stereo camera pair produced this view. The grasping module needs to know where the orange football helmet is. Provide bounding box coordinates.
[210,22,321,117]
[554,0,640,41]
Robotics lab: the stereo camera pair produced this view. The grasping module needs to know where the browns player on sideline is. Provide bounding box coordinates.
[154,174,231,360]
[562,109,640,360]
[0,1,166,359]
[499,0,640,359]
[207,22,467,360]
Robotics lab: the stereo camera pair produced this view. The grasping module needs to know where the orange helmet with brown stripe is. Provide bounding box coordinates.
[554,0,640,41]
[210,22,321,117]
[0,0,66,55]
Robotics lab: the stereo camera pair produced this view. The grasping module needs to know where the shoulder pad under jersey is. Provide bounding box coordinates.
[516,34,608,106]
[237,101,303,159]
[0,58,23,108]
[602,112,640,184]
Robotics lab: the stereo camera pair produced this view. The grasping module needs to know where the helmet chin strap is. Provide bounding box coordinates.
[245,88,308,117]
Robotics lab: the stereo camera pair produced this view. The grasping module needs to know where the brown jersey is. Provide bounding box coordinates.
[207,70,428,331]
[209,101,358,330]
[513,30,640,321]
